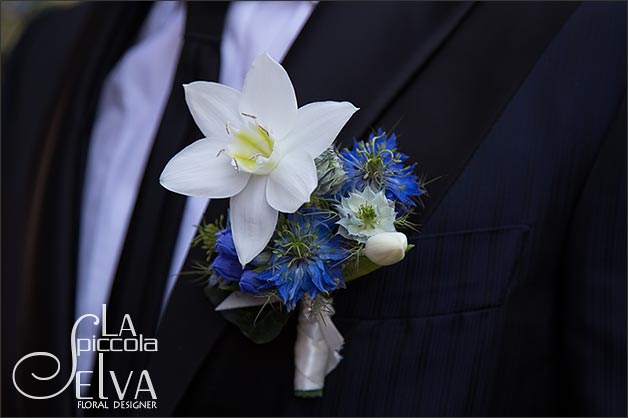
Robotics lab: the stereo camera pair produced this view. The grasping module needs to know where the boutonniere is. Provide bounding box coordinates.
[160,53,426,398]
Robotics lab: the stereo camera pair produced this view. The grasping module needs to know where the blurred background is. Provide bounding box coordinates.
[1,1,78,56]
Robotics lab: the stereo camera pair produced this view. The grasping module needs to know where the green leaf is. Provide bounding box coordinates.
[343,244,415,283]
[192,216,225,262]
[342,255,380,283]
[294,389,323,398]
[204,285,291,344]
[217,281,239,292]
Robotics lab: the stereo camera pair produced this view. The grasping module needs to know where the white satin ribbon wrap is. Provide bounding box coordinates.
[216,292,344,393]
[294,295,344,392]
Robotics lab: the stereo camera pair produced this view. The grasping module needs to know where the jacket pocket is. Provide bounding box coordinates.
[334,224,530,319]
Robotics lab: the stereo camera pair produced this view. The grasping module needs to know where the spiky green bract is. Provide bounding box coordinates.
[314,148,347,196]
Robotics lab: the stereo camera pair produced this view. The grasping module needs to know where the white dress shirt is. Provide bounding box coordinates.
[75,1,315,375]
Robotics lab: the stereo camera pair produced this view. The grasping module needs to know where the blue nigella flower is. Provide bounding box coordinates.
[339,129,424,212]
[211,228,242,282]
[239,213,346,310]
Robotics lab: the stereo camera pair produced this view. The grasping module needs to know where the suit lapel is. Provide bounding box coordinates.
[150,2,476,415]
[366,1,581,226]
[283,1,474,145]
[283,1,579,227]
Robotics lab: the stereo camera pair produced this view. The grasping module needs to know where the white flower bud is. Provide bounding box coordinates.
[364,232,408,266]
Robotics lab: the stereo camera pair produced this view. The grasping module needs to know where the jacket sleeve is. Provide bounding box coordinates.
[560,95,626,416]
[1,6,89,416]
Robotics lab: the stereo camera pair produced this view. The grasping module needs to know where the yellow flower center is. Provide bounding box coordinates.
[227,122,279,175]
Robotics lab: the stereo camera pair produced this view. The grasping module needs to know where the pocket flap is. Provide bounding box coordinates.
[334,225,530,319]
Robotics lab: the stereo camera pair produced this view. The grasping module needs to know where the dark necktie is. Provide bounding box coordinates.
[92,1,230,410]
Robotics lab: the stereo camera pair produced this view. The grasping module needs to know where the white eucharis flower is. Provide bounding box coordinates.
[160,53,358,266]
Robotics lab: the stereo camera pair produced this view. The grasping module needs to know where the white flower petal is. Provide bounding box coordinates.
[215,291,266,311]
[230,176,279,266]
[184,82,241,138]
[365,232,408,266]
[239,53,298,139]
[282,101,358,158]
[266,151,317,213]
[160,138,250,198]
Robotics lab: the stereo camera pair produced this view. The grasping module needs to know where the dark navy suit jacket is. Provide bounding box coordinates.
[2,2,625,416]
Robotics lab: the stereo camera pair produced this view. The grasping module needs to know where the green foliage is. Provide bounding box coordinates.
[342,244,414,283]
[194,215,292,344]
[204,284,291,344]
[394,211,420,232]
[192,216,225,262]
[342,255,381,283]
[294,389,323,398]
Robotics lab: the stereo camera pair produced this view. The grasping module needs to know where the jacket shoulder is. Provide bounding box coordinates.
[5,3,92,71]
[1,3,92,158]
[2,3,92,121]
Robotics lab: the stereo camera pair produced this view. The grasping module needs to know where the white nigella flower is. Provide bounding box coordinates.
[160,53,358,266]
[336,186,396,243]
